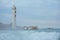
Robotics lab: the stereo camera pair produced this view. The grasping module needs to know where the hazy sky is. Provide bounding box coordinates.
[0,0,60,28]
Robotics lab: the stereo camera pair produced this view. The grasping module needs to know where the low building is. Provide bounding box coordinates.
[28,26,38,30]
[23,26,38,30]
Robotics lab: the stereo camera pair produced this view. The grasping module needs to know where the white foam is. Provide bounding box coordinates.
[0,30,59,40]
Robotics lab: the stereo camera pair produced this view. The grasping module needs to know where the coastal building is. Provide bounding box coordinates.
[12,2,16,29]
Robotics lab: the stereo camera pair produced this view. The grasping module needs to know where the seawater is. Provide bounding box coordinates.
[0,29,60,40]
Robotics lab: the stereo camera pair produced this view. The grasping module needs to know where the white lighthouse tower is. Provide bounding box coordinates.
[12,4,16,29]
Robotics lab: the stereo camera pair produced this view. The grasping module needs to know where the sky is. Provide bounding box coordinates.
[0,0,60,28]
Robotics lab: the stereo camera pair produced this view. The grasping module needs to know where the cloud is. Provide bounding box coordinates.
[0,0,12,8]
[0,0,60,28]
[1,13,11,18]
[17,17,60,27]
[0,13,11,24]
[46,0,60,3]
[0,0,60,8]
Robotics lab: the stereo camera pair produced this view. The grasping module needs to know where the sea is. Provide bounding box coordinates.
[0,28,60,40]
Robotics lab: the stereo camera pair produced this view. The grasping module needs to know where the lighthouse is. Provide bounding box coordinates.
[12,5,16,29]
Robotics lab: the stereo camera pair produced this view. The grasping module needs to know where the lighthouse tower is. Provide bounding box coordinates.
[12,5,16,29]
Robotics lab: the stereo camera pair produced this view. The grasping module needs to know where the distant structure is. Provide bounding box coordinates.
[23,26,38,30]
[23,26,28,30]
[12,0,16,29]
